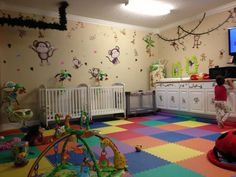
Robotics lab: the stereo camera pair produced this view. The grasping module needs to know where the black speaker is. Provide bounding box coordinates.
[209,67,236,79]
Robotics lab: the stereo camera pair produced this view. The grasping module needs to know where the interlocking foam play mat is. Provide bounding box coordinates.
[1,113,236,177]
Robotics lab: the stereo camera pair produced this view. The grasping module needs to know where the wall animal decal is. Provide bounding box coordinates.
[88,68,100,79]
[200,53,207,61]
[29,40,56,65]
[106,46,120,64]
[170,41,179,51]
[192,35,202,48]
[72,57,83,69]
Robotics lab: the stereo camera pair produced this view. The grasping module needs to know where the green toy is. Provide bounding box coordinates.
[80,111,90,130]
[1,81,33,123]
[28,121,128,177]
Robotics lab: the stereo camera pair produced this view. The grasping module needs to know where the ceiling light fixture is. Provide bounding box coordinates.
[121,0,173,16]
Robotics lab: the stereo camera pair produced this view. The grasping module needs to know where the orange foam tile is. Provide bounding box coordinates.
[122,136,168,149]
[176,138,215,153]
[177,154,236,177]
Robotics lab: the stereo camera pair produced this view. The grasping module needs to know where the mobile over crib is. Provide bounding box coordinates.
[39,83,126,126]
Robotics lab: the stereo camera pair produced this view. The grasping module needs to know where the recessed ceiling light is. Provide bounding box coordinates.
[121,0,173,16]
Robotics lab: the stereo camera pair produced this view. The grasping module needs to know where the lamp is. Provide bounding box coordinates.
[121,0,173,16]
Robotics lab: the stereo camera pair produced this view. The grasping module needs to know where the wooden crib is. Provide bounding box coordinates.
[39,83,126,126]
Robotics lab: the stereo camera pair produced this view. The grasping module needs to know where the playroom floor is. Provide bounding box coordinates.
[0,113,236,177]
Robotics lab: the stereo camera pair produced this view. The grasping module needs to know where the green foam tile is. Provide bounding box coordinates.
[138,120,168,126]
[134,164,205,177]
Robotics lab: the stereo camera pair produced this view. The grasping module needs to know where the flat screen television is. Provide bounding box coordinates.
[228,27,236,64]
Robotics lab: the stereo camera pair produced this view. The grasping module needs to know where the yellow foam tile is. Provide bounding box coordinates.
[174,120,209,128]
[144,143,203,163]
[43,129,55,136]
[0,157,53,177]
[93,126,126,134]
[103,120,133,126]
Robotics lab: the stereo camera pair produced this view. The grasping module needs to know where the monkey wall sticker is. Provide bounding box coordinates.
[192,35,202,48]
[106,46,120,64]
[29,40,57,66]
[72,57,83,69]
[88,68,100,79]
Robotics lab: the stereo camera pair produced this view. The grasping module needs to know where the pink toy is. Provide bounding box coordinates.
[0,137,21,151]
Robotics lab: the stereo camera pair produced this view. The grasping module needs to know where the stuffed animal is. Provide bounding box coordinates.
[22,125,46,146]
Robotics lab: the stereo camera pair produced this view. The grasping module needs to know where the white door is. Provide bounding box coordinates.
[189,89,205,113]
[167,89,179,110]
[179,89,189,111]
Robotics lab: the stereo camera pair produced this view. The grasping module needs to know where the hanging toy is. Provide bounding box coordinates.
[98,149,110,168]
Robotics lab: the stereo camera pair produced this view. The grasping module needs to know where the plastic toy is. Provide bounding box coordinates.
[12,141,29,167]
[54,113,66,138]
[0,81,33,124]
[190,73,209,80]
[135,145,142,152]
[80,111,90,130]
[28,120,128,177]
[98,150,110,168]
[0,137,21,151]
[207,130,236,171]
[101,137,127,170]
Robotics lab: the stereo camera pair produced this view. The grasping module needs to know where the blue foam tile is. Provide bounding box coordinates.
[151,132,194,142]
[194,117,216,124]
[89,122,110,129]
[123,151,170,174]
[201,133,222,141]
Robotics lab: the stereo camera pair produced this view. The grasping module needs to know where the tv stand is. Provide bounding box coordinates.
[209,66,236,79]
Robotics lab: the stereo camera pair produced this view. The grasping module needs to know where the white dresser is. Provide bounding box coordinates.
[155,80,236,117]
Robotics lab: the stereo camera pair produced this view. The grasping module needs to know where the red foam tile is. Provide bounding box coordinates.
[127,117,150,122]
[106,131,144,141]
[0,129,22,136]
[118,123,147,129]
[199,124,236,133]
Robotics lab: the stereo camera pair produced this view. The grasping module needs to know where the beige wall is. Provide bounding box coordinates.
[158,11,236,78]
[0,10,158,122]
[1,8,235,123]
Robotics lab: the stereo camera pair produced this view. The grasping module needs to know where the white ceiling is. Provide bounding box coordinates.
[0,0,236,30]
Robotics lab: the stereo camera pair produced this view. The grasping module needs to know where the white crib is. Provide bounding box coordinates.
[39,83,126,126]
